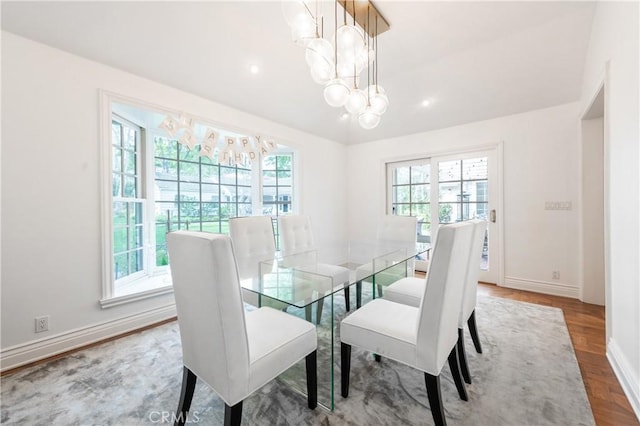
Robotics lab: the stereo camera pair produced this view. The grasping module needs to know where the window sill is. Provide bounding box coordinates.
[100,274,174,309]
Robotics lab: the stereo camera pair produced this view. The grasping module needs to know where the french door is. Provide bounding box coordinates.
[387,148,500,284]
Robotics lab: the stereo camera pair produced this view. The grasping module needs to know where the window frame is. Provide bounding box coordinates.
[99,91,297,308]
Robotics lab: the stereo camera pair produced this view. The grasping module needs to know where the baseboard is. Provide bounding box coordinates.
[607,338,640,421]
[503,277,580,299]
[1,304,177,372]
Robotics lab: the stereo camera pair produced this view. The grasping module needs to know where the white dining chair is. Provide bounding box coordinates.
[383,219,487,384]
[340,221,475,426]
[354,215,418,306]
[278,215,351,322]
[166,231,317,426]
[229,216,277,307]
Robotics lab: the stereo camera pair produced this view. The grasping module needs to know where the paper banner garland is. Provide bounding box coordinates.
[160,113,277,165]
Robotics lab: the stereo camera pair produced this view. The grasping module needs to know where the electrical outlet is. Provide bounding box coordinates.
[552,271,560,280]
[35,315,49,333]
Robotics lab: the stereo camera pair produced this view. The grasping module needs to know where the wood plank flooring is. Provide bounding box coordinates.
[477,282,639,426]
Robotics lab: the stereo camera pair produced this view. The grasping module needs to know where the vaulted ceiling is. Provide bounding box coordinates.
[1,1,596,144]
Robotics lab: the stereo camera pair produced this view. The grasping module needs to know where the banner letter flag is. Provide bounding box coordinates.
[159,115,179,137]
[200,128,218,159]
[179,129,197,150]
[226,137,238,153]
[177,113,195,130]
[240,137,252,152]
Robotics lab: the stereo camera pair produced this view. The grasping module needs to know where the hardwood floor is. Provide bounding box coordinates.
[477,282,639,426]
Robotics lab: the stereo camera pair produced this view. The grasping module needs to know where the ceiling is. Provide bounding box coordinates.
[1,1,596,145]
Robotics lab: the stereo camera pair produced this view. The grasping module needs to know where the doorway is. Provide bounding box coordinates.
[580,84,606,307]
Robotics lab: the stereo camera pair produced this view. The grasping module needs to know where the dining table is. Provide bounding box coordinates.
[239,241,431,410]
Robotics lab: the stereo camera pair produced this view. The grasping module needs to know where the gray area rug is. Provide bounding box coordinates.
[1,295,595,425]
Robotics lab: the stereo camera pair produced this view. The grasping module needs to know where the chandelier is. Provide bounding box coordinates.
[283,0,390,129]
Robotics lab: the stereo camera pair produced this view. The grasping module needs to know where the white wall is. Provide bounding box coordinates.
[580,1,640,418]
[346,102,581,296]
[0,32,347,368]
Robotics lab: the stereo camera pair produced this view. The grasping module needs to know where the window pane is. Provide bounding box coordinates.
[201,164,218,183]
[412,203,429,221]
[393,167,410,185]
[462,181,488,202]
[203,221,221,234]
[438,183,461,202]
[395,204,411,216]
[112,174,121,197]
[237,185,252,203]
[123,176,137,198]
[411,165,430,184]
[237,168,252,186]
[220,167,236,185]
[201,202,218,220]
[462,157,488,180]
[123,126,136,150]
[411,184,430,203]
[179,162,199,182]
[123,149,136,175]
[113,226,128,253]
[155,159,177,180]
[221,185,237,202]
[278,185,292,200]
[201,184,217,202]
[112,147,122,173]
[237,203,252,217]
[154,136,178,159]
[220,203,236,219]
[439,160,461,182]
[179,144,199,162]
[114,254,129,280]
[263,186,276,202]
[438,203,456,223]
[395,186,410,203]
[156,181,177,201]
[112,122,122,146]
[129,248,144,273]
[179,182,199,198]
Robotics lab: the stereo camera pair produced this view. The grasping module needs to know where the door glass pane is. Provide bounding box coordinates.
[462,157,488,180]
[438,183,461,202]
[438,160,461,182]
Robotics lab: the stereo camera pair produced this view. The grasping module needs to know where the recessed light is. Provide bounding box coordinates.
[249,65,260,74]
[340,112,350,121]
[421,99,431,107]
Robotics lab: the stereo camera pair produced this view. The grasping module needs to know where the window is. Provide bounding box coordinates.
[111,116,145,282]
[262,154,293,248]
[102,98,295,306]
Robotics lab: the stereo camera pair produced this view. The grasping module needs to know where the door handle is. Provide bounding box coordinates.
[490,210,496,223]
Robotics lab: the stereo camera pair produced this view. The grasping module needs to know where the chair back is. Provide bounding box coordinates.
[229,216,276,279]
[377,215,418,274]
[415,221,474,374]
[460,220,487,326]
[278,215,316,255]
[166,231,250,403]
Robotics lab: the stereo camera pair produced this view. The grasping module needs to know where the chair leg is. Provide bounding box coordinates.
[376,284,383,299]
[424,373,446,426]
[447,347,468,401]
[223,401,242,426]
[468,310,483,354]
[316,298,325,325]
[341,342,351,398]
[344,286,351,312]
[305,350,317,409]
[356,281,362,309]
[374,354,381,362]
[174,366,197,426]
[457,328,471,384]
